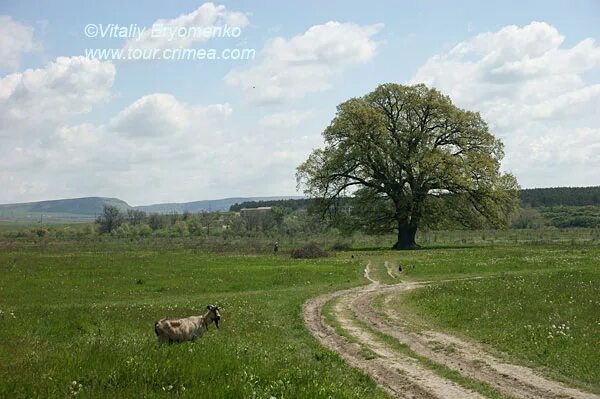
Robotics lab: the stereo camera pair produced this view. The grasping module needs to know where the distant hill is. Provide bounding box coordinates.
[134,196,303,213]
[0,197,131,222]
[0,195,303,222]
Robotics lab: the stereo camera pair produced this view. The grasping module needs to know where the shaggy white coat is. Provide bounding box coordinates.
[155,305,220,344]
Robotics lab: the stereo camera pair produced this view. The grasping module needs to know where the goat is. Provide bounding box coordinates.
[154,305,221,344]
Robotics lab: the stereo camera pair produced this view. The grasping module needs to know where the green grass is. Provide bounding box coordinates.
[0,246,386,398]
[321,298,349,339]
[383,244,600,281]
[2,238,599,397]
[393,247,600,392]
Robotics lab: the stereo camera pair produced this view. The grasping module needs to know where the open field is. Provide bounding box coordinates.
[0,244,385,398]
[1,237,599,398]
[2,227,600,260]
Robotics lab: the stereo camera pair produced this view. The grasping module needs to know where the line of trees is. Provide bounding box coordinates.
[227,186,600,214]
[95,205,328,238]
[520,186,600,207]
[96,206,231,236]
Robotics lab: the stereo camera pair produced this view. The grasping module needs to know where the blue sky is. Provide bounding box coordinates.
[1,1,599,205]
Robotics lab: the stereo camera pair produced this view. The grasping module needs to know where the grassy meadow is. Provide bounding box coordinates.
[0,243,386,398]
[1,234,599,397]
[382,245,600,392]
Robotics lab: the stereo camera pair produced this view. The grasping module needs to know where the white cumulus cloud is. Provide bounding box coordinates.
[0,16,40,72]
[109,93,232,137]
[0,56,115,137]
[225,21,383,105]
[122,2,249,51]
[411,21,600,187]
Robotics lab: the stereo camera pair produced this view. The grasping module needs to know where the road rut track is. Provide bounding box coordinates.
[303,261,599,399]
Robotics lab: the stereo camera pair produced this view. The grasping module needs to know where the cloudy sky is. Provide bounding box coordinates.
[1,1,599,205]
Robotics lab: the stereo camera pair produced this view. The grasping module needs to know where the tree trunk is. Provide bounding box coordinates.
[392,222,419,250]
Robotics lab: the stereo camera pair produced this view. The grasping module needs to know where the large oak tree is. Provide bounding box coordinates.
[297,83,519,249]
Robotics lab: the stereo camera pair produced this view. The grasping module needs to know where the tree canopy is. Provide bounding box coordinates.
[297,83,519,249]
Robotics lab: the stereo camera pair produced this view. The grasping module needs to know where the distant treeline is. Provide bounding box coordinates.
[519,186,600,207]
[230,198,313,212]
[230,187,600,229]
[231,187,600,211]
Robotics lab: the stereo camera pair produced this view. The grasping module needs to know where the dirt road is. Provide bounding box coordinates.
[303,261,599,399]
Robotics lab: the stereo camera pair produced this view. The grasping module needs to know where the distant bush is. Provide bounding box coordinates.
[82,224,95,236]
[112,223,131,238]
[136,223,152,237]
[96,205,124,234]
[291,243,329,259]
[148,213,166,230]
[172,220,190,237]
[34,228,48,238]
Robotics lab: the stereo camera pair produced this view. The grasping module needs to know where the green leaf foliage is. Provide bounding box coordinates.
[297,83,519,248]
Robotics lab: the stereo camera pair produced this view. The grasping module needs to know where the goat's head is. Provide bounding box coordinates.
[206,305,221,328]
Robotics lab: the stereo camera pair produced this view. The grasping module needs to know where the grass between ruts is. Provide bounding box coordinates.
[0,246,387,398]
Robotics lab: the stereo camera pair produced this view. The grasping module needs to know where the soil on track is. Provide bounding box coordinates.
[303,261,599,399]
